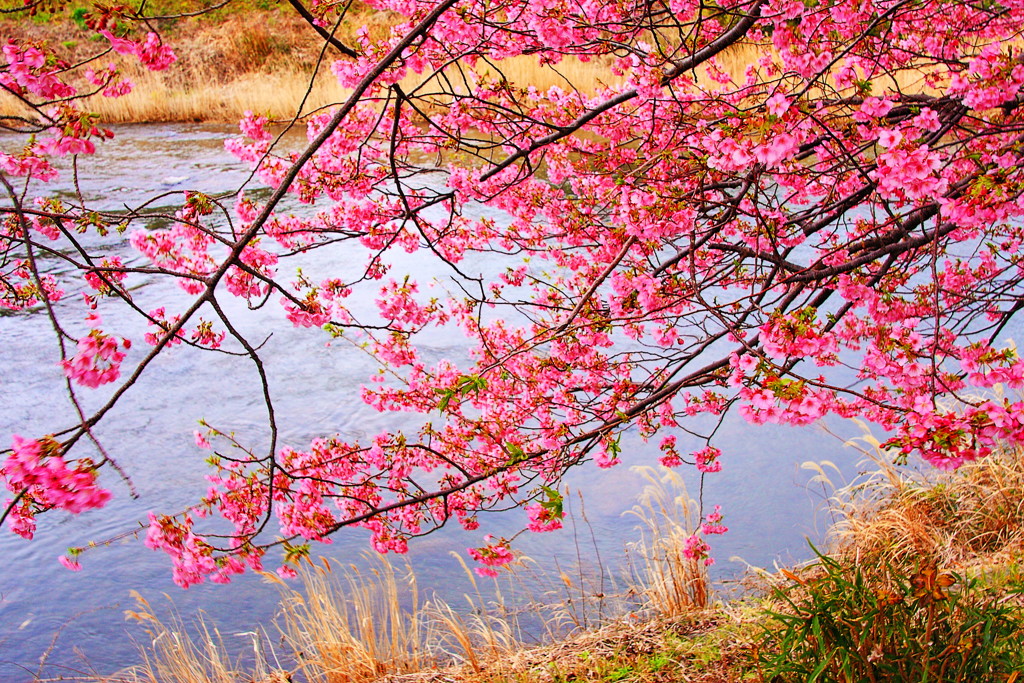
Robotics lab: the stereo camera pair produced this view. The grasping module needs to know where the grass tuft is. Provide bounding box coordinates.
[268,555,431,683]
[117,591,282,683]
[626,466,712,616]
[829,426,1024,574]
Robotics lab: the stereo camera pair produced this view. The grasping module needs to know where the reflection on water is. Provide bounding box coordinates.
[0,124,861,680]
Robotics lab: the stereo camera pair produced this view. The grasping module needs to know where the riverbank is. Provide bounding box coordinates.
[1,7,356,123]
[106,441,1024,682]
[2,5,772,124]
[3,1,946,125]
[0,4,629,124]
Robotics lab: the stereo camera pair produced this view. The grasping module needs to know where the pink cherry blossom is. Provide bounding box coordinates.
[61,330,128,388]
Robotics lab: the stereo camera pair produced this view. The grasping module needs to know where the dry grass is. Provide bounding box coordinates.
[269,556,433,683]
[626,466,712,615]
[1,0,946,129]
[826,424,1024,575]
[86,66,352,122]
[424,554,519,674]
[0,11,624,123]
[2,7,930,125]
[111,591,283,683]
[0,10,354,123]
[76,429,1024,683]
[94,467,721,683]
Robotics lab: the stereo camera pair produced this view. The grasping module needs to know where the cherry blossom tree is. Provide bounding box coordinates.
[4,0,1024,585]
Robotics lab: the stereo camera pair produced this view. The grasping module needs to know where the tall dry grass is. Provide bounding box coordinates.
[268,556,433,683]
[116,591,283,683]
[626,466,712,615]
[73,52,637,124]
[87,66,352,123]
[0,7,867,126]
[0,11,355,123]
[823,421,1024,576]
[1,2,941,127]
[424,554,519,674]
[104,437,1024,683]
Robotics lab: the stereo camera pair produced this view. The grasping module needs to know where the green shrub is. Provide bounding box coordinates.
[70,6,88,29]
[759,547,1024,682]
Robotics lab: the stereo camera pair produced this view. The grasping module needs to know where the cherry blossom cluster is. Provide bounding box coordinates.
[98,31,177,71]
[61,329,130,388]
[2,436,111,540]
[467,536,515,577]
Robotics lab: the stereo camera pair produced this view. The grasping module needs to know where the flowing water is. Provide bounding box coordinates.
[0,124,865,679]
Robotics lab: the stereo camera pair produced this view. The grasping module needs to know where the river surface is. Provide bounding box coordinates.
[0,124,867,680]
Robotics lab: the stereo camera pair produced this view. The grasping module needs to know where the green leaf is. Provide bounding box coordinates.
[457,373,487,395]
[283,541,311,564]
[539,485,564,518]
[506,443,527,464]
[435,388,454,412]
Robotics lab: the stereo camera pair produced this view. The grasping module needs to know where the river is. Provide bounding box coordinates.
[0,124,865,680]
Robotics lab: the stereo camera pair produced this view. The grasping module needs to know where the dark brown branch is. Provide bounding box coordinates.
[284,0,359,58]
